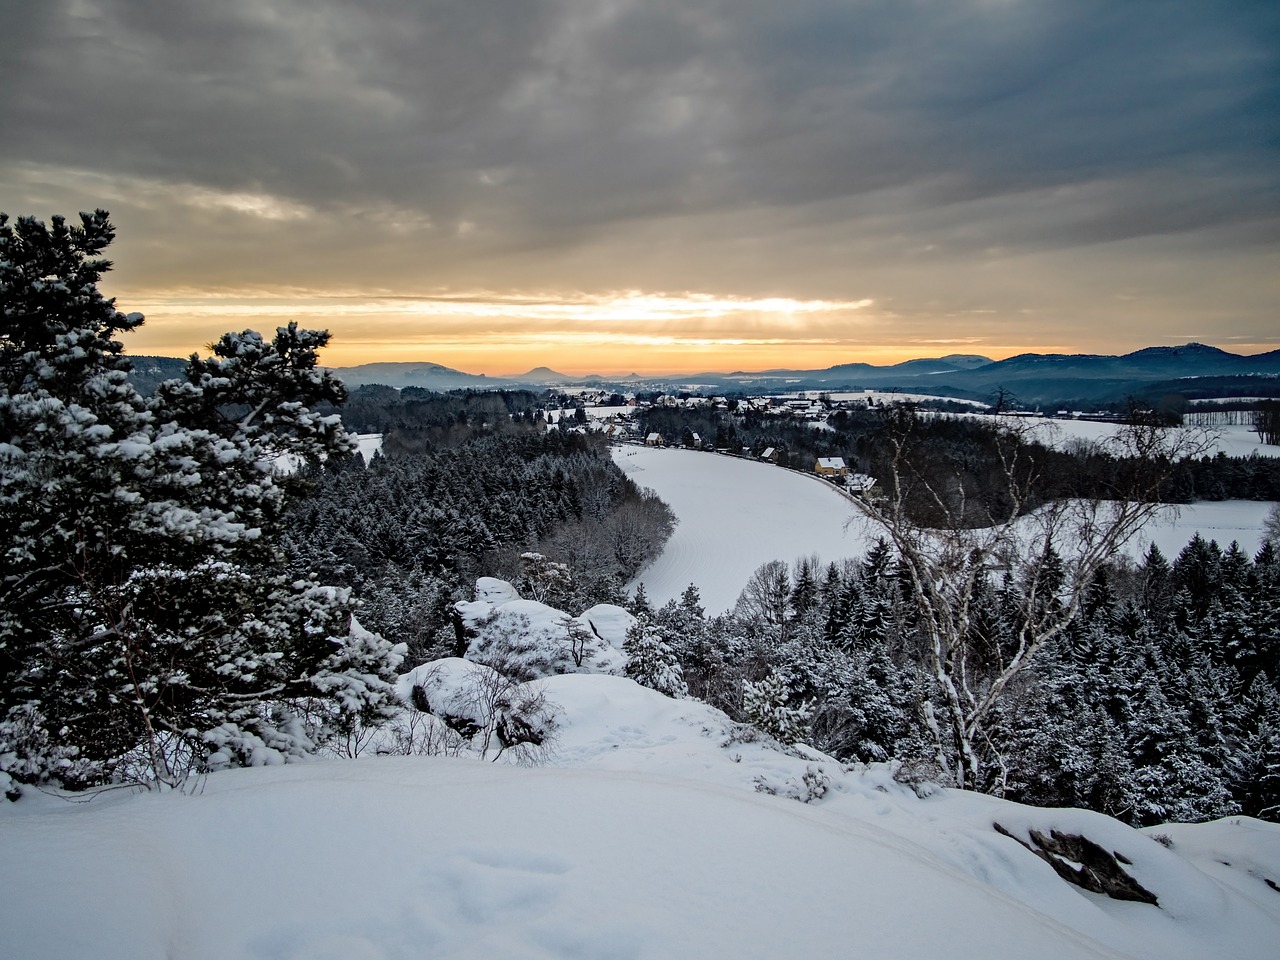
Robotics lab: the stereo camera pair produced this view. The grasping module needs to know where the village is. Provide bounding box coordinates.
[539,387,891,494]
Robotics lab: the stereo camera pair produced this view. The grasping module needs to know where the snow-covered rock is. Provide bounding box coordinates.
[395,657,499,725]
[473,576,521,604]
[454,580,625,678]
[574,603,637,652]
[389,657,558,760]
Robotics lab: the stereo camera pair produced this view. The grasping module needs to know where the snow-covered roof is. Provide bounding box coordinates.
[816,456,846,470]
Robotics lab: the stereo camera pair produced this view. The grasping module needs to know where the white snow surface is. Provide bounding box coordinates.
[473,575,521,604]
[455,584,627,677]
[613,445,880,611]
[4,672,1279,960]
[615,445,1279,611]
[1127,500,1277,559]
[270,432,383,473]
[577,602,638,651]
[946,415,1278,460]
[354,432,383,462]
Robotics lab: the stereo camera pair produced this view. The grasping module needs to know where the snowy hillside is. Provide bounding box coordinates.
[354,432,384,462]
[4,671,1279,960]
[953,414,1278,460]
[1128,500,1277,560]
[612,446,881,611]
[614,445,1279,611]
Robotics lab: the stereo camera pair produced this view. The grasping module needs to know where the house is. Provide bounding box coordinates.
[761,447,780,463]
[814,456,848,477]
[846,473,878,495]
[645,432,665,447]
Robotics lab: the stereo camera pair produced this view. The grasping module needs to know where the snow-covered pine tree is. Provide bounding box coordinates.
[628,581,654,618]
[623,616,688,698]
[742,671,811,746]
[0,211,404,791]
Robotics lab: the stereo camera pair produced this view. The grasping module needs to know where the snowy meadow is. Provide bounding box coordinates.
[614,443,1279,611]
[612,445,879,611]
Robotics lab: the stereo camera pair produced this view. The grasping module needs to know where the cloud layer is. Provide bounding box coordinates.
[3,1,1277,370]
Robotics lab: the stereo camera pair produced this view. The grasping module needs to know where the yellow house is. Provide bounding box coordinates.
[814,456,848,477]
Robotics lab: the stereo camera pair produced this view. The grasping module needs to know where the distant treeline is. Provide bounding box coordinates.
[638,405,1280,511]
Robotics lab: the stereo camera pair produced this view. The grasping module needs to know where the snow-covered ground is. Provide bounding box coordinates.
[946,415,1279,459]
[271,432,383,473]
[613,446,881,611]
[1127,500,1276,560]
[614,446,1278,612]
[354,432,383,462]
[545,405,633,424]
[4,672,1279,960]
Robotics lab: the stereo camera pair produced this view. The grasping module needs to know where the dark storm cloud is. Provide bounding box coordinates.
[1,0,1276,346]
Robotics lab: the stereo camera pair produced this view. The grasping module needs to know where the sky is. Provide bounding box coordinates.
[2,1,1277,375]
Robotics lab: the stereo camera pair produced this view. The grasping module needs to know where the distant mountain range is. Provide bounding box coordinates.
[129,343,1280,407]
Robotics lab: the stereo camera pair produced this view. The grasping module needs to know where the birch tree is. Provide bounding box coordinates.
[850,405,1209,790]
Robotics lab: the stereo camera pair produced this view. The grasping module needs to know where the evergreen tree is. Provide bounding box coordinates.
[1138,543,1175,626]
[789,556,820,623]
[624,616,688,699]
[0,211,404,790]
[1228,676,1280,819]
[629,582,654,618]
[742,671,811,745]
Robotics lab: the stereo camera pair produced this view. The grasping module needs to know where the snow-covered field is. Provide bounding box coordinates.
[355,432,383,462]
[948,415,1279,459]
[1128,500,1277,560]
[271,432,383,472]
[812,389,989,407]
[4,672,1279,960]
[614,446,1278,612]
[613,446,881,611]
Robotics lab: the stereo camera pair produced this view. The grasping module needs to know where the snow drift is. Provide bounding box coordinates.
[4,667,1280,959]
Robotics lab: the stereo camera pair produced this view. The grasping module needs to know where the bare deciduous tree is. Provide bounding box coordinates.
[1263,503,1280,546]
[735,560,792,641]
[849,407,1211,790]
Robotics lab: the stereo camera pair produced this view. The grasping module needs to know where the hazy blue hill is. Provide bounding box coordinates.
[958,344,1280,398]
[507,366,577,384]
[888,355,995,375]
[1123,343,1236,361]
[331,362,511,390]
[126,355,191,394]
[819,361,879,375]
[934,354,995,370]
[132,345,1280,405]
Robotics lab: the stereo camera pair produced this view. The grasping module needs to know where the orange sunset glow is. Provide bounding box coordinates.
[6,2,1278,376]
